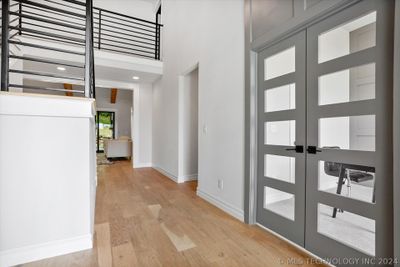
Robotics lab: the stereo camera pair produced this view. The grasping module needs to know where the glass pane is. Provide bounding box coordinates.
[318,161,375,203]
[318,203,375,256]
[265,120,296,146]
[319,64,375,105]
[98,112,115,151]
[264,154,295,183]
[264,47,295,80]
[319,115,375,151]
[265,83,296,112]
[318,12,376,63]
[264,187,295,220]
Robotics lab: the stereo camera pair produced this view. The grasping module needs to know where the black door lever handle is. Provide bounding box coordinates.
[307,146,322,154]
[286,145,304,153]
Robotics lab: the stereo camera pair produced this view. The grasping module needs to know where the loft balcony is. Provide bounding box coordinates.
[1,0,163,96]
[5,0,162,60]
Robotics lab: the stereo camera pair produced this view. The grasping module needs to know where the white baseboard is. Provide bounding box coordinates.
[153,167,198,184]
[152,165,179,183]
[0,234,93,267]
[197,189,244,222]
[178,173,198,183]
[133,162,153,168]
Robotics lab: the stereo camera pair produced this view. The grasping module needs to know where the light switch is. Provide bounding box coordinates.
[203,125,208,134]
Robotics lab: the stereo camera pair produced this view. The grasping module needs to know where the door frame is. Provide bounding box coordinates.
[245,0,364,225]
[178,62,200,183]
[393,0,400,264]
[96,109,117,153]
[245,0,400,263]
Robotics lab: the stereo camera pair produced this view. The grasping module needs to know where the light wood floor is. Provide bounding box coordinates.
[23,160,325,267]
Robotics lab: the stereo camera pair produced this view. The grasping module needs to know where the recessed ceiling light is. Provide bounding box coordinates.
[132,76,140,80]
[57,66,66,71]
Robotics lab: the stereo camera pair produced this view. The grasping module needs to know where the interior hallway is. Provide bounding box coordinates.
[23,161,325,267]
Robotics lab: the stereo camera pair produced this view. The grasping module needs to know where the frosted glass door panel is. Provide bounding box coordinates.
[264,187,295,221]
[265,84,296,112]
[264,154,295,183]
[319,115,375,151]
[318,203,375,256]
[265,120,296,146]
[264,47,295,80]
[318,12,376,63]
[319,64,375,106]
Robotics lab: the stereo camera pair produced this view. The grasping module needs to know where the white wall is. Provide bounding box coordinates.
[152,0,245,220]
[20,84,133,138]
[133,84,153,168]
[0,92,96,267]
[93,0,156,21]
[179,67,199,180]
[9,59,23,93]
[96,87,133,138]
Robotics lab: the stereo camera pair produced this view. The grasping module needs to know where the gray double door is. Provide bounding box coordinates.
[256,0,394,264]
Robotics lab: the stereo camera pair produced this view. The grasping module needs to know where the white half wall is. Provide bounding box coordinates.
[0,92,96,267]
[152,0,245,220]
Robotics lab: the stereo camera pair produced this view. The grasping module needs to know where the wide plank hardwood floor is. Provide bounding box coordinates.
[23,160,325,267]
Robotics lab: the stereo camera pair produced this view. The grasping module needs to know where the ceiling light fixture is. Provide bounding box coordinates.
[57,66,66,71]
[132,76,140,80]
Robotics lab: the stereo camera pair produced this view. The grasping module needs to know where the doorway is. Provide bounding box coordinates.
[256,0,393,263]
[96,111,116,152]
[179,66,199,182]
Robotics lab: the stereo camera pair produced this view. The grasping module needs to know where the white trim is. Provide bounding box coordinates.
[0,92,95,118]
[394,1,400,263]
[132,88,140,169]
[197,189,244,222]
[153,166,197,183]
[152,166,179,183]
[178,75,185,178]
[248,49,258,224]
[177,62,200,180]
[0,234,93,267]
[134,162,153,168]
[178,173,198,182]
[256,223,334,267]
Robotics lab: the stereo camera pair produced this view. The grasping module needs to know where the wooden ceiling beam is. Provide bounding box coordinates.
[63,83,73,97]
[111,88,118,104]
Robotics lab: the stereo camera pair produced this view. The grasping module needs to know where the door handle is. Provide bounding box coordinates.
[286,145,304,153]
[307,146,322,154]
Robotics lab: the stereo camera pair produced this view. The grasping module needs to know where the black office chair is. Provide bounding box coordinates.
[323,146,375,218]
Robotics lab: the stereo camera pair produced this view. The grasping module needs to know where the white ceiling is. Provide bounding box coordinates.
[20,57,161,90]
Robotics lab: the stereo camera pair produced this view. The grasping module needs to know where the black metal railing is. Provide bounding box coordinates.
[93,8,162,59]
[1,0,95,97]
[1,0,162,96]
[12,0,163,60]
